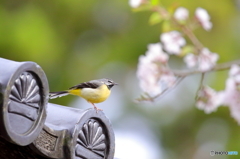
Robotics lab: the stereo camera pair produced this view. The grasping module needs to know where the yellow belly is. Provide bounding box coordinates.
[69,84,111,103]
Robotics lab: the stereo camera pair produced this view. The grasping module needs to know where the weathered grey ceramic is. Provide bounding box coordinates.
[31,103,115,159]
[0,58,48,146]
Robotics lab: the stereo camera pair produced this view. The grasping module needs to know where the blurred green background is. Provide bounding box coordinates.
[1,0,240,158]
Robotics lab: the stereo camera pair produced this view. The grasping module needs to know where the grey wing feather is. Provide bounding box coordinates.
[69,80,103,90]
[49,91,69,99]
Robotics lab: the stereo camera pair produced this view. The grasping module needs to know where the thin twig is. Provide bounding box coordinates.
[172,59,240,77]
[195,73,205,100]
[181,25,204,52]
[172,17,204,52]
[135,76,185,102]
[152,76,185,100]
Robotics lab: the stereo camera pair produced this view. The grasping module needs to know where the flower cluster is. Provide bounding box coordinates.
[196,65,240,124]
[136,6,217,97]
[174,7,189,21]
[195,7,212,31]
[160,31,186,55]
[184,48,219,71]
[131,1,240,124]
[174,7,212,31]
[136,43,175,96]
[196,86,222,114]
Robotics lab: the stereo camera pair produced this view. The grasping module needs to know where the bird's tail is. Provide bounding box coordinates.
[49,91,69,99]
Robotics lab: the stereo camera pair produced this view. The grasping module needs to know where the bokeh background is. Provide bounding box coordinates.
[1,0,240,158]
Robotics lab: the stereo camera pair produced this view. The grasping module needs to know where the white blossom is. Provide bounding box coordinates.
[196,86,222,114]
[195,65,240,124]
[136,43,176,96]
[229,64,240,83]
[145,43,169,63]
[184,53,197,68]
[198,48,219,71]
[221,65,240,124]
[129,0,142,8]
[174,7,189,21]
[222,78,240,124]
[184,48,219,71]
[137,58,161,95]
[160,31,186,55]
[159,70,176,88]
[195,7,212,31]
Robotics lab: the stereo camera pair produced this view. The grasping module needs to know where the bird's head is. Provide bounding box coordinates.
[101,78,118,90]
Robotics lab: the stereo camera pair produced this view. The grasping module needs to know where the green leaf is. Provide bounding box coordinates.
[151,0,160,6]
[149,12,162,25]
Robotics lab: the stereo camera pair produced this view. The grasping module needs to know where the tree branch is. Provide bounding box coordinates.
[172,59,240,77]
[136,59,240,102]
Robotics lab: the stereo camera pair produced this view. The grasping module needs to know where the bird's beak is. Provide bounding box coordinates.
[113,82,118,85]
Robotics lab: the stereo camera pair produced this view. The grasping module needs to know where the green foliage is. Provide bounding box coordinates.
[149,12,163,25]
[150,0,160,6]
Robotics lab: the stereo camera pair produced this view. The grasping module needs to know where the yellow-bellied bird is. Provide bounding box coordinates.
[49,78,118,111]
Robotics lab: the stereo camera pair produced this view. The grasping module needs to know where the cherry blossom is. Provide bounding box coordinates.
[159,69,176,89]
[184,48,219,71]
[196,86,222,114]
[136,43,177,96]
[145,43,169,63]
[184,54,197,68]
[220,65,240,124]
[223,78,240,124]
[194,65,240,124]
[174,7,189,21]
[229,64,240,83]
[129,0,142,8]
[160,31,186,55]
[137,57,161,96]
[195,7,212,31]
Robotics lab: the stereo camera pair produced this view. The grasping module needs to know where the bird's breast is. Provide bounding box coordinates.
[80,84,111,103]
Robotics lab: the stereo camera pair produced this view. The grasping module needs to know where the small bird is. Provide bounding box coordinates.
[49,78,117,111]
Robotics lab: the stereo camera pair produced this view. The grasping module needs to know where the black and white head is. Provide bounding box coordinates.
[100,78,118,90]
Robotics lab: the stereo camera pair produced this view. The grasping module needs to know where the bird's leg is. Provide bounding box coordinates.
[90,102,102,113]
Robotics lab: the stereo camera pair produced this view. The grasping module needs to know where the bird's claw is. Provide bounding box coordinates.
[89,102,102,113]
[94,107,102,113]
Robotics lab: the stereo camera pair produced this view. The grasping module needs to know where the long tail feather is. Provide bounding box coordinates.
[49,91,69,99]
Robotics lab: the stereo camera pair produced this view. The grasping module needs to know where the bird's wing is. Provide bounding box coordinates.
[69,80,103,90]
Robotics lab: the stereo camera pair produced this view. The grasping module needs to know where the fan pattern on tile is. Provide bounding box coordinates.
[10,72,40,108]
[76,119,106,157]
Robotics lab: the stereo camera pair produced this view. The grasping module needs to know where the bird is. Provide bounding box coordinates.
[49,78,118,112]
